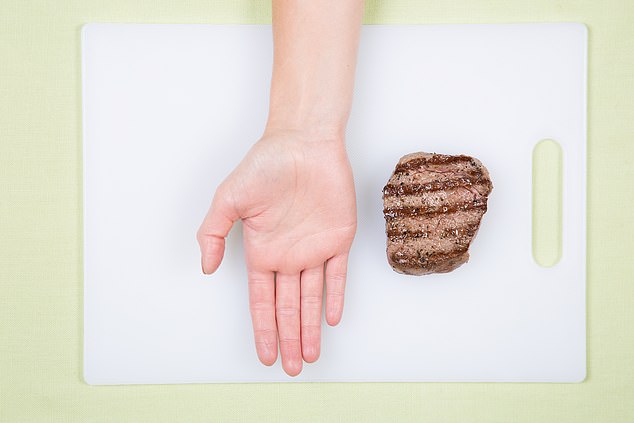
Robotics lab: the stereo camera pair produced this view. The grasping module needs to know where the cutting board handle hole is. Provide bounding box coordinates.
[532,139,563,267]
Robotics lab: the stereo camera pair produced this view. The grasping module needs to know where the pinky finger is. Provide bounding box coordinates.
[325,253,349,326]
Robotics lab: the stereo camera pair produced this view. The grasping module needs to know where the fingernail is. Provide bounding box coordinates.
[201,256,209,275]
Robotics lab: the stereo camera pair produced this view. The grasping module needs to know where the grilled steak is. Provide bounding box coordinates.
[382,152,493,275]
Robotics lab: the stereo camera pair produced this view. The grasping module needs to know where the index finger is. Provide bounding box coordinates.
[248,269,278,366]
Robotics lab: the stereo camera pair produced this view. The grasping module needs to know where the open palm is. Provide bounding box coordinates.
[197,131,357,376]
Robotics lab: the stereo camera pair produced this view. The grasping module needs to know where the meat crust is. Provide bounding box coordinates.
[382,152,493,275]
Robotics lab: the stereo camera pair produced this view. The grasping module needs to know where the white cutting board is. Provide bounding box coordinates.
[82,23,587,384]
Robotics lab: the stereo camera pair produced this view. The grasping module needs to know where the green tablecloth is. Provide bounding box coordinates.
[1,1,633,421]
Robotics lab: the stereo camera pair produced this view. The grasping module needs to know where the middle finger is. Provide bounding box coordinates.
[275,272,302,376]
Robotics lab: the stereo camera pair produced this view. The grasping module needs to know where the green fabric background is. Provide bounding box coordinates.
[1,0,633,421]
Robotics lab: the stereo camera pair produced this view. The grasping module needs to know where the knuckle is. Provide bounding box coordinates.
[300,322,321,330]
[327,288,345,298]
[254,328,277,339]
[248,277,271,287]
[300,295,322,307]
[327,272,346,285]
[250,301,274,312]
[276,276,298,287]
[196,227,212,245]
[276,306,299,317]
[255,339,276,351]
[215,182,239,210]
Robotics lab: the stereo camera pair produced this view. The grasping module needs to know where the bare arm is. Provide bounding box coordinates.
[266,0,364,139]
[198,0,364,376]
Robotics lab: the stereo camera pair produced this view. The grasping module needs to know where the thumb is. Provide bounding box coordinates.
[197,185,239,275]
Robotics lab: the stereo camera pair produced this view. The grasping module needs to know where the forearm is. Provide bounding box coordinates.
[265,0,364,140]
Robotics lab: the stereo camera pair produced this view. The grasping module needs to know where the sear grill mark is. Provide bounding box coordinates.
[393,154,474,173]
[386,221,481,242]
[383,174,491,197]
[383,199,487,219]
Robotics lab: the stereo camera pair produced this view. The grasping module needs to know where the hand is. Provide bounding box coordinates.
[197,130,357,376]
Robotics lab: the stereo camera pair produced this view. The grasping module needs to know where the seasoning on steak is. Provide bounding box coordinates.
[382,152,493,275]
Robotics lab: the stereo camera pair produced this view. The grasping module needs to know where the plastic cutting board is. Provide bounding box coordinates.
[82,23,587,384]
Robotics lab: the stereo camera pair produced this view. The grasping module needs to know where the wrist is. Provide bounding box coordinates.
[264,109,347,144]
[265,73,352,142]
[261,125,346,146]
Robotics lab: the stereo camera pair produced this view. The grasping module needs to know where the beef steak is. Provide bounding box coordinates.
[382,152,493,275]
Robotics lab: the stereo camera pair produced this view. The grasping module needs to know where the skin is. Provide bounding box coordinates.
[197,0,364,377]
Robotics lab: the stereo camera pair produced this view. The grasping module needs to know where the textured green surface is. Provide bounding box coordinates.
[1,1,633,421]
[532,140,563,267]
